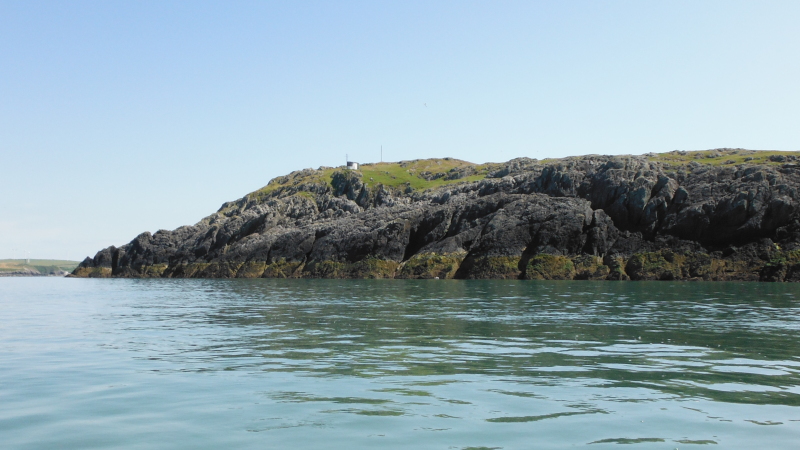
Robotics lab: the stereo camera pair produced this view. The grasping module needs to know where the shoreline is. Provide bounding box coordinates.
[0,272,70,277]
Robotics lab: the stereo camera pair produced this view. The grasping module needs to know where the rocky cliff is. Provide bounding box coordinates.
[73,149,800,281]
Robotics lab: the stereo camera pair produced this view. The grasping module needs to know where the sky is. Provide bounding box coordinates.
[1,0,799,261]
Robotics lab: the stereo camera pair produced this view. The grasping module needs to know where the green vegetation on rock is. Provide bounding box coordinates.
[625,250,684,281]
[462,256,521,279]
[572,255,610,280]
[646,149,800,168]
[234,158,493,212]
[262,260,304,278]
[398,253,463,279]
[71,266,112,278]
[524,255,575,280]
[762,249,800,282]
[302,258,399,279]
[344,258,400,279]
[236,262,268,278]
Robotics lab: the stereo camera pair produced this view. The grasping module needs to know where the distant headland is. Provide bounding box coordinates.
[1,259,79,277]
[73,149,800,281]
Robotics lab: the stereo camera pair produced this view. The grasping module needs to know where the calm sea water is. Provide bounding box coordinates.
[1,278,799,449]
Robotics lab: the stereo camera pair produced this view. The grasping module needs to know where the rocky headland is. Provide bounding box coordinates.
[73,149,800,281]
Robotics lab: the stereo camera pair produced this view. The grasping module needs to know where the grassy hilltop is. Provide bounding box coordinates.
[245,149,800,204]
[247,158,490,202]
[645,148,800,167]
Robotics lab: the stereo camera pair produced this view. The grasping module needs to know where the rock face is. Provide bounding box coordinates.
[73,150,800,281]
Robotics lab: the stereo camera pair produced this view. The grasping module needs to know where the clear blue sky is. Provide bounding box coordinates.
[1,0,799,261]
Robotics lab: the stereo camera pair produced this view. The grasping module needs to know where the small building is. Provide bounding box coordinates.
[346,161,358,170]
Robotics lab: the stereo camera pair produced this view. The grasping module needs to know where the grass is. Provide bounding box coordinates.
[294,191,315,200]
[239,158,494,207]
[0,259,80,273]
[646,149,800,167]
[250,168,336,201]
[227,150,800,212]
[356,158,488,190]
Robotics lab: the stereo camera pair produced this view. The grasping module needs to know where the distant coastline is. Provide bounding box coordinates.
[0,259,80,277]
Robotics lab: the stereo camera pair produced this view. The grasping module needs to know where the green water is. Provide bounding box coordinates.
[1,278,799,449]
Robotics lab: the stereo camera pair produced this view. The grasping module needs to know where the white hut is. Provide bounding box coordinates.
[346,161,358,170]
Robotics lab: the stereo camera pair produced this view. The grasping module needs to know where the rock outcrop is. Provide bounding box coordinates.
[72,150,800,281]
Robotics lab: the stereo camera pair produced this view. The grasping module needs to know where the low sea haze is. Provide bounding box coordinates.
[1,278,799,449]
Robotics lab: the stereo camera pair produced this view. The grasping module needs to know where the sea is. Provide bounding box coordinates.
[1,278,799,449]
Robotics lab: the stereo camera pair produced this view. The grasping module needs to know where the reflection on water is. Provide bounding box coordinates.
[1,278,800,449]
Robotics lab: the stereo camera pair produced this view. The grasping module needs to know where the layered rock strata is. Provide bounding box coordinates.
[73,150,800,281]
